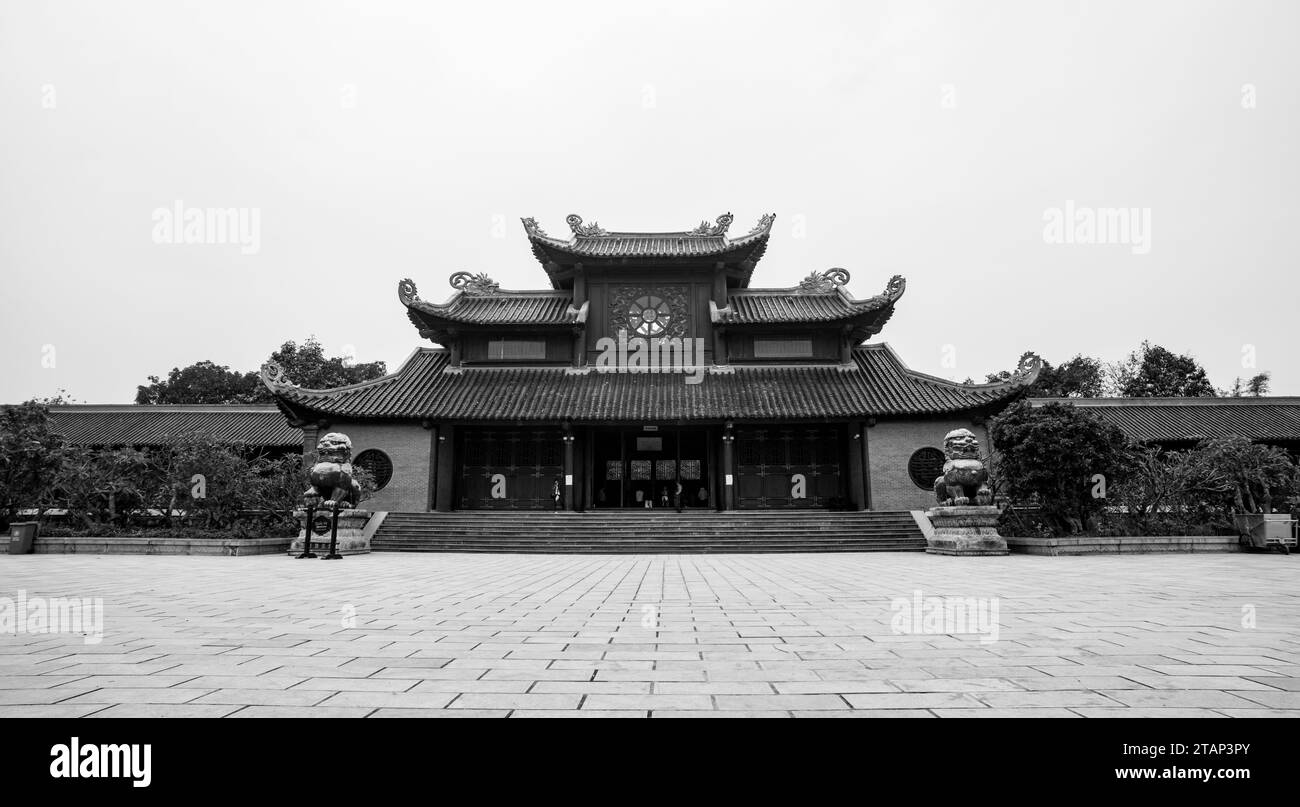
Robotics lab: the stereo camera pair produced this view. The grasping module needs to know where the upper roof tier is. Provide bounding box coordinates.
[522,212,775,287]
[397,268,903,344]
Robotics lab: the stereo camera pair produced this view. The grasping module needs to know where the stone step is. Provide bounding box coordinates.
[373,510,924,554]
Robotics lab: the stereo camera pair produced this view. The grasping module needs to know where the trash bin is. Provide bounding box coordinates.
[7,522,38,554]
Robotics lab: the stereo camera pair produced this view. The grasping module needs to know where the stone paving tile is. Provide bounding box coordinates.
[795,709,936,718]
[290,677,419,692]
[86,704,241,718]
[0,688,100,705]
[226,706,377,718]
[1096,690,1266,709]
[1,552,1297,717]
[0,704,110,718]
[369,708,511,718]
[449,693,582,710]
[1226,691,1300,709]
[843,692,988,709]
[512,709,650,718]
[60,687,216,704]
[1071,708,1231,718]
[652,710,794,718]
[891,678,1025,693]
[316,691,458,709]
[582,694,714,710]
[934,708,1082,718]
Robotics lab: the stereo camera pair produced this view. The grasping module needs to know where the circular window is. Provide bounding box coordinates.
[353,449,393,491]
[907,447,946,490]
[627,295,672,337]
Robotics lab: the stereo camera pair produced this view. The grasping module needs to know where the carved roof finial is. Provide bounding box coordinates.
[748,213,776,235]
[797,268,851,294]
[260,360,291,389]
[689,212,734,236]
[566,214,607,237]
[398,278,420,306]
[449,271,501,295]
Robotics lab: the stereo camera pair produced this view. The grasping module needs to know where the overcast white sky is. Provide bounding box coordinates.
[2,0,1297,402]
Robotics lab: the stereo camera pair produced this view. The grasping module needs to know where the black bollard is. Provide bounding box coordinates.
[298,500,318,559]
[323,500,343,560]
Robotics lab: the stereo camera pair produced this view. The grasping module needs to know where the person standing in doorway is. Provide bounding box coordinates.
[674,479,684,512]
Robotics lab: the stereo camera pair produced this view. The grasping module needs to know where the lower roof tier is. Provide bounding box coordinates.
[263,344,1041,424]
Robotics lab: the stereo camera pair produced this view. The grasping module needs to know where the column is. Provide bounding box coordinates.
[862,418,875,510]
[848,421,866,511]
[721,422,735,511]
[562,424,575,511]
[425,424,438,512]
[435,424,456,512]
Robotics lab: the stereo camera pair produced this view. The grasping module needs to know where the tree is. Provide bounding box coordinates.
[262,337,386,393]
[1109,341,1216,398]
[57,446,150,529]
[136,337,386,404]
[0,401,67,529]
[1248,372,1271,397]
[989,400,1131,534]
[1220,372,1270,398]
[983,353,1105,398]
[136,361,261,404]
[1183,435,1297,517]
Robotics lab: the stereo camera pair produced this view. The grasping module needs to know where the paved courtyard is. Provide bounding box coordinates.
[1,551,1298,717]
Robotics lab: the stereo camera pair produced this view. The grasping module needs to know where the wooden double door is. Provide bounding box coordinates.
[592,427,711,509]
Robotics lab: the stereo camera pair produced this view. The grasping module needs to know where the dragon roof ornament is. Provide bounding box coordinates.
[1012,351,1044,383]
[565,214,607,237]
[689,212,734,236]
[260,360,292,389]
[796,268,852,294]
[449,271,500,295]
[748,213,776,235]
[397,278,420,306]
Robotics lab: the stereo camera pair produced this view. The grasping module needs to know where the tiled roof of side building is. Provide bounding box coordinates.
[1029,397,1300,443]
[44,405,303,447]
[262,344,1042,423]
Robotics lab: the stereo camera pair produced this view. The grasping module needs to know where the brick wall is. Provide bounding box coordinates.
[325,420,433,512]
[866,417,991,511]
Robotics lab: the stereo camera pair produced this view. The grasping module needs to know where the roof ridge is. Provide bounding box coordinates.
[261,347,439,395]
[1031,396,1300,406]
[45,404,282,412]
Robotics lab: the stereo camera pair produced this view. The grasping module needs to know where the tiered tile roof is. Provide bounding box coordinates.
[522,212,774,281]
[262,344,1041,424]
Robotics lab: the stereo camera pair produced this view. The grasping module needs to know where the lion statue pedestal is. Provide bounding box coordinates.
[286,432,374,556]
[925,428,1008,556]
[289,508,374,556]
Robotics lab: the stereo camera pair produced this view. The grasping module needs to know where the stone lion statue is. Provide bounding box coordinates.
[306,432,361,509]
[933,428,992,506]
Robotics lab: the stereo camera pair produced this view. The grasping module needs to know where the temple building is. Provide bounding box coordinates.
[260,212,1043,514]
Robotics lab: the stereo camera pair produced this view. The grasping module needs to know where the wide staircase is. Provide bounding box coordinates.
[373,510,926,553]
